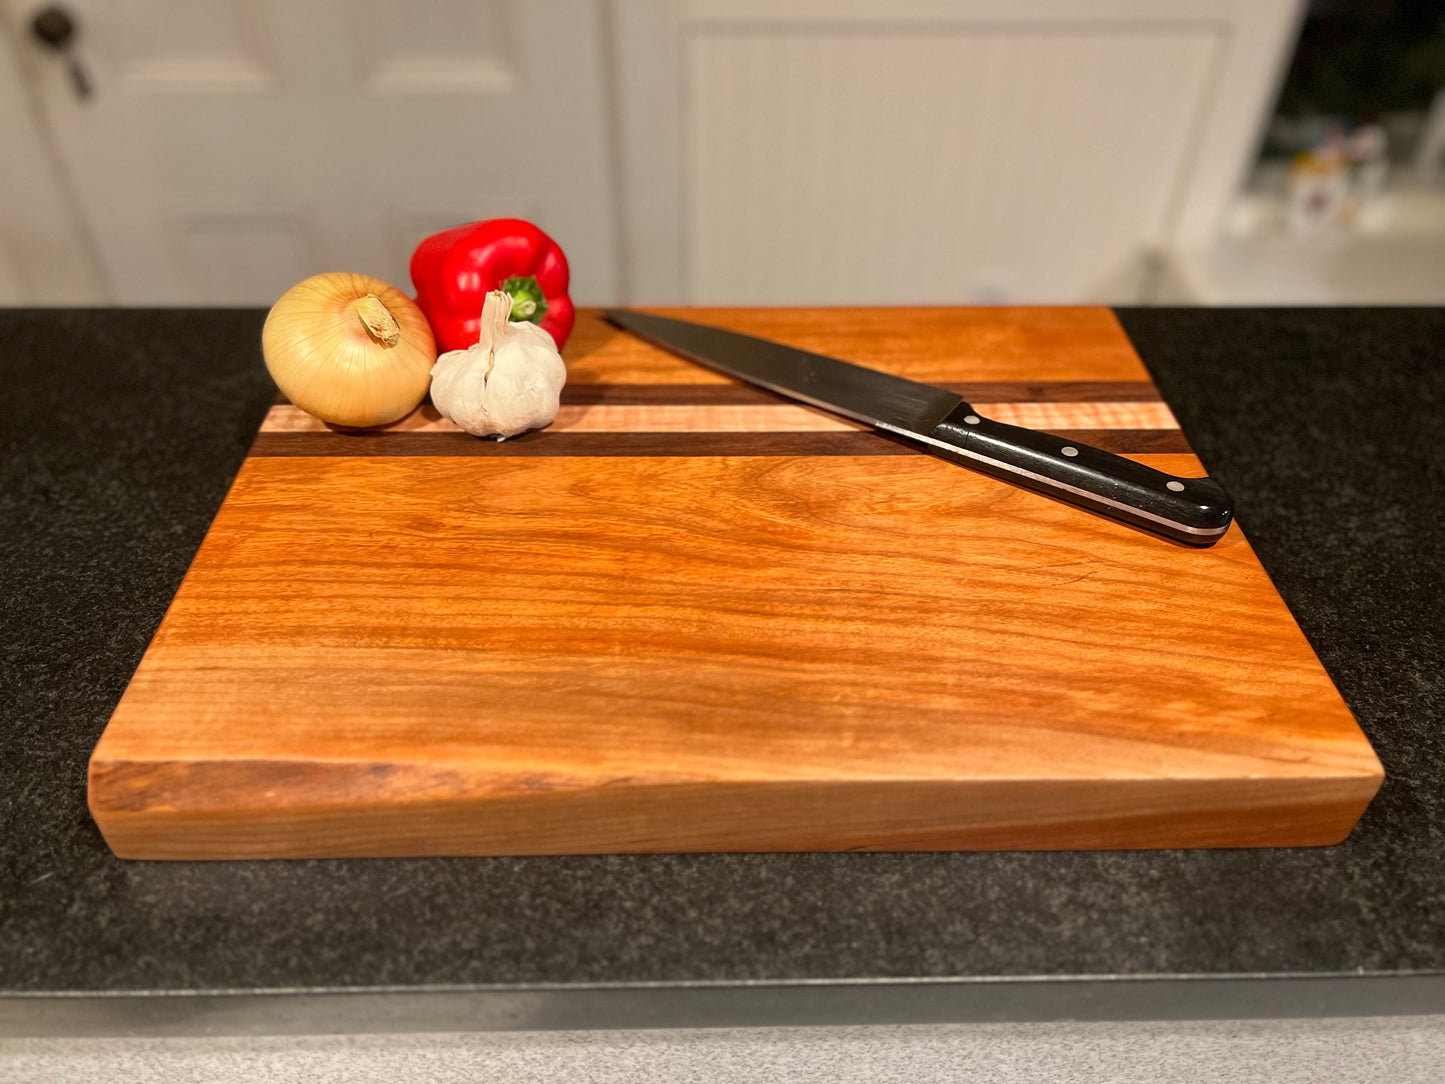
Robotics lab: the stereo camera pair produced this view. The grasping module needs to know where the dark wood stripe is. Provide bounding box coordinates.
[272,381,1161,409]
[250,428,1191,458]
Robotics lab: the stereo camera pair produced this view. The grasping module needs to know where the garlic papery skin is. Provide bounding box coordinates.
[429,289,567,439]
[262,272,436,428]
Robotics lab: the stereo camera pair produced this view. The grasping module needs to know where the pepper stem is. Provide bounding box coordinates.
[354,294,401,346]
[501,276,549,325]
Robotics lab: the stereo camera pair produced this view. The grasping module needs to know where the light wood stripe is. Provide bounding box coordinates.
[261,401,1179,436]
[982,401,1178,430]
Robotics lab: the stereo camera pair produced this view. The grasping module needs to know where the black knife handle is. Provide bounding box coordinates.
[921,403,1233,546]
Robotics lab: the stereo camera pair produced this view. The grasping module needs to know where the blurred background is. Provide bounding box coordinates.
[1,0,1442,309]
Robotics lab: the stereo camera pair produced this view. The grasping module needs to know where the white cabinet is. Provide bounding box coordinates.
[613,0,1304,305]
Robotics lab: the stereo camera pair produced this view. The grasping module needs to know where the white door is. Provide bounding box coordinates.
[3,0,619,304]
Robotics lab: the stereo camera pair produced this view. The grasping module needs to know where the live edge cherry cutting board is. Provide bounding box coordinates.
[89,308,1382,858]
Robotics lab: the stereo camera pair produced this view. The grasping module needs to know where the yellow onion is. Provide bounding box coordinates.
[262,272,436,428]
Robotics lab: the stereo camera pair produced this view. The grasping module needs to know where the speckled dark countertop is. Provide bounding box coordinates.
[1,309,1443,1025]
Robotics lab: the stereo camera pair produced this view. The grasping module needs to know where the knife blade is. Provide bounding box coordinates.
[604,310,1233,546]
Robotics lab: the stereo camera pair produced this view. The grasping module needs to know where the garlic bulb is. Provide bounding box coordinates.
[430,289,567,438]
[262,272,436,428]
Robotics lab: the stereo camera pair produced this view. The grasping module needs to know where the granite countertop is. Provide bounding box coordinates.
[1,308,1442,1035]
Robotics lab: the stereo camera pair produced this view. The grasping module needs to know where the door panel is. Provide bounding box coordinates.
[166,209,320,301]
[352,0,516,94]
[107,1,271,93]
[5,0,617,304]
[687,29,1216,304]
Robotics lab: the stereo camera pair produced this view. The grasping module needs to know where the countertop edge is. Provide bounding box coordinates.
[5,973,1445,1038]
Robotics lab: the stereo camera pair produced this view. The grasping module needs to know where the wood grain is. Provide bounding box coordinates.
[563,307,1152,384]
[89,308,1381,857]
[557,380,1167,405]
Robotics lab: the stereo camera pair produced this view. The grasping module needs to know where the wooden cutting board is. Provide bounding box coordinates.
[89,307,1382,858]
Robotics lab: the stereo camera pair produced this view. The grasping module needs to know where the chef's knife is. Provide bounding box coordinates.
[603,310,1233,546]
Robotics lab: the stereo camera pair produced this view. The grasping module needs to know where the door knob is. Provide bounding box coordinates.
[30,6,91,100]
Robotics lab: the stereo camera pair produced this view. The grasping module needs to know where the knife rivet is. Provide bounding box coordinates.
[1167,480,1185,492]
[1060,446,1078,457]
[963,415,980,425]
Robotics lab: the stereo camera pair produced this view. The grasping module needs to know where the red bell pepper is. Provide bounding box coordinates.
[410,218,574,352]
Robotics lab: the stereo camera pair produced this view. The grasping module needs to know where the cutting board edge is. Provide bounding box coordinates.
[88,757,1383,859]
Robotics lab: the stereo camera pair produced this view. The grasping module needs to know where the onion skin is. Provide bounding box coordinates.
[262,273,437,428]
